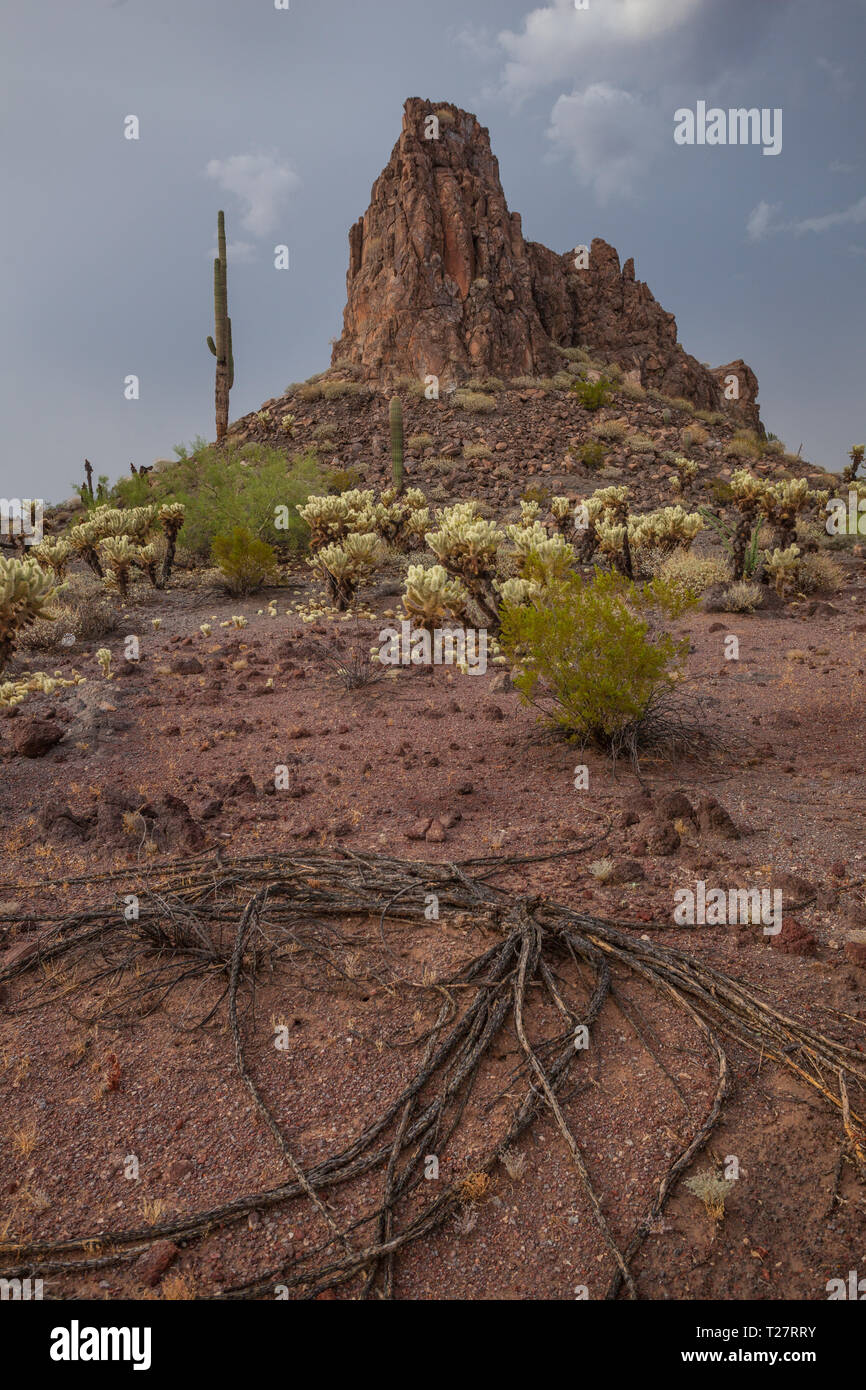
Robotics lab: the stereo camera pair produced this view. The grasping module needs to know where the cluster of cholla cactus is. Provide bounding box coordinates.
[669,455,699,492]
[0,555,61,672]
[728,470,826,577]
[425,501,503,627]
[0,668,83,710]
[31,535,73,579]
[299,486,429,557]
[309,532,385,610]
[64,501,186,596]
[402,564,468,629]
[627,505,703,574]
[764,545,802,596]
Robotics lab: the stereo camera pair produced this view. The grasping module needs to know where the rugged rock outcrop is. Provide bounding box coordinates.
[331,98,761,428]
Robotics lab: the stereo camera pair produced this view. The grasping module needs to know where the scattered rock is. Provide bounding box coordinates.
[135,1240,180,1288]
[490,672,513,693]
[696,796,740,840]
[647,821,681,855]
[169,656,204,676]
[425,819,447,844]
[770,917,817,957]
[13,718,64,758]
[654,789,696,825]
[605,858,645,885]
[406,818,432,841]
[844,932,866,968]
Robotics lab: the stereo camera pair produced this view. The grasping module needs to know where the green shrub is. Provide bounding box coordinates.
[500,570,688,753]
[463,441,492,460]
[408,432,434,453]
[113,443,322,559]
[211,526,278,596]
[326,467,364,494]
[579,440,606,470]
[573,378,612,411]
[453,390,497,413]
[592,418,628,443]
[311,422,337,441]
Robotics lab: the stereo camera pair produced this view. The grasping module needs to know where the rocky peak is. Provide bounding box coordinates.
[331,98,760,428]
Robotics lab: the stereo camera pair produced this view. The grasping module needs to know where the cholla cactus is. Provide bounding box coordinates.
[200,623,212,637]
[0,669,83,710]
[729,469,765,579]
[309,532,384,610]
[549,496,576,538]
[630,506,703,557]
[96,647,113,679]
[586,486,632,577]
[425,502,502,627]
[495,576,538,608]
[298,489,377,550]
[756,478,810,550]
[402,564,468,628]
[132,540,161,588]
[519,499,541,524]
[67,518,106,577]
[505,521,550,560]
[99,536,139,603]
[522,535,575,587]
[404,506,431,547]
[281,413,296,434]
[0,556,61,672]
[158,502,186,586]
[670,455,698,491]
[764,544,801,595]
[31,536,72,579]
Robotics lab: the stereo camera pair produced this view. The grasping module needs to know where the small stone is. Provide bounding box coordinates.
[770,917,817,957]
[134,1240,180,1288]
[425,819,447,844]
[844,932,866,968]
[406,818,432,841]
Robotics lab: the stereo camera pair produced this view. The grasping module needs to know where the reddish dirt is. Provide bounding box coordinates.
[1,562,865,1301]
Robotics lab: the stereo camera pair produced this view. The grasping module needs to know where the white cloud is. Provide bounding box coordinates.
[795,195,866,235]
[451,24,499,65]
[497,0,706,101]
[746,194,866,240]
[746,200,783,241]
[546,83,660,202]
[205,153,300,237]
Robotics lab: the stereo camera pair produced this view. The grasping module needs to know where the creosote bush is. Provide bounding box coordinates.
[211,527,278,596]
[499,569,689,758]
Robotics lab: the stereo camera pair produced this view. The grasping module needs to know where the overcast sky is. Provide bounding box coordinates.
[2,0,864,502]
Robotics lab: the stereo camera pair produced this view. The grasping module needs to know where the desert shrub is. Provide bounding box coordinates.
[796,552,845,594]
[695,409,725,426]
[320,381,373,402]
[113,443,322,559]
[592,418,628,443]
[463,441,491,460]
[521,484,552,507]
[670,396,696,415]
[211,527,278,596]
[626,434,656,454]
[297,382,324,402]
[559,346,593,363]
[466,375,504,393]
[408,432,434,453]
[724,430,762,460]
[573,378,612,411]
[617,379,647,401]
[311,422,337,441]
[453,390,497,413]
[392,375,427,399]
[657,550,730,601]
[706,478,734,505]
[684,1168,733,1221]
[499,569,688,756]
[718,580,763,612]
[326,467,364,494]
[681,424,708,449]
[763,437,785,456]
[579,440,606,470]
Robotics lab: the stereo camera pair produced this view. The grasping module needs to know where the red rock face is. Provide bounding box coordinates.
[332,99,761,429]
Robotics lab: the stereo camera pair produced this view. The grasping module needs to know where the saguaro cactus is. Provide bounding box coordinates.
[207,211,234,440]
[389,395,404,495]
